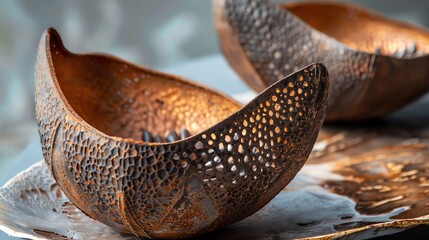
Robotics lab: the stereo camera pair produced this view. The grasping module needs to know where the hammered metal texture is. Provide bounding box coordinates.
[2,94,429,239]
[214,0,429,121]
[34,28,328,238]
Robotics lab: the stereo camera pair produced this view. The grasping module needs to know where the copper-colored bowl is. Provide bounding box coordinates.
[34,28,328,238]
[214,0,429,122]
[2,95,429,240]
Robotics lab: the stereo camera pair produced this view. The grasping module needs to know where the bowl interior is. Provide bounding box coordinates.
[49,34,240,141]
[284,2,429,58]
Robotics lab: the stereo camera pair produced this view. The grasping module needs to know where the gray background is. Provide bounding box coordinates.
[0,0,429,239]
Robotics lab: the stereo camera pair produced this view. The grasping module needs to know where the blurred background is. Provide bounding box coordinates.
[1,0,429,176]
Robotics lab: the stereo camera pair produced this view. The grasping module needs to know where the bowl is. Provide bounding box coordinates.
[214,0,429,121]
[3,94,429,239]
[34,28,328,238]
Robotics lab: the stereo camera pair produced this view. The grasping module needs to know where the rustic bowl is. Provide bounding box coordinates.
[214,0,429,121]
[34,28,328,238]
[2,94,429,240]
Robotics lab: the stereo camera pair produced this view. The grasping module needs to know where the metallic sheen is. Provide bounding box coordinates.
[33,28,328,238]
[214,0,429,121]
[1,94,429,239]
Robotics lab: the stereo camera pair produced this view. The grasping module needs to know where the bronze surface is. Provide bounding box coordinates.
[214,0,429,121]
[33,28,328,238]
[1,95,429,239]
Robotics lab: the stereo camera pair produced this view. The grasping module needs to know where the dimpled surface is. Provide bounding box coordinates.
[35,28,328,238]
[214,0,429,121]
[3,96,429,240]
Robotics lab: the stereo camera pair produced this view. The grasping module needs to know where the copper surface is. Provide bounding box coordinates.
[1,95,429,239]
[214,0,429,121]
[33,28,328,238]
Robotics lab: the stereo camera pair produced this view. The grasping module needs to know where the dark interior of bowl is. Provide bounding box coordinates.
[48,33,240,142]
[284,2,429,58]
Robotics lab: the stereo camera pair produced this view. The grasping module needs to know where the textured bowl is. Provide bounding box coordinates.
[214,0,429,121]
[34,28,328,238]
[2,95,429,240]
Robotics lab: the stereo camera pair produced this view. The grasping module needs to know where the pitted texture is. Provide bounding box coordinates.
[35,28,328,239]
[214,0,429,121]
[62,119,186,230]
[34,34,64,172]
[4,97,429,240]
[49,45,239,140]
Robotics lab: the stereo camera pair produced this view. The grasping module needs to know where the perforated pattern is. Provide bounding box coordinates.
[35,28,328,238]
[189,67,327,225]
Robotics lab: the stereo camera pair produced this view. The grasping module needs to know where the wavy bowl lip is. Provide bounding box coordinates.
[281,1,429,60]
[42,27,328,145]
